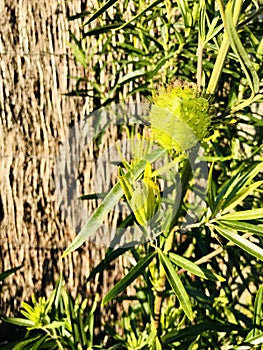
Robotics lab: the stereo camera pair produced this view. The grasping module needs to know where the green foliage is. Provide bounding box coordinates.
[63,0,263,348]
[67,0,262,108]
[2,275,101,349]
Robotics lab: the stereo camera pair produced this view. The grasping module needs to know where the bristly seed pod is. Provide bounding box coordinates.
[149,82,211,152]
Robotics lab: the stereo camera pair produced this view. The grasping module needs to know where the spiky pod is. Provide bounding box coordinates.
[149,84,211,152]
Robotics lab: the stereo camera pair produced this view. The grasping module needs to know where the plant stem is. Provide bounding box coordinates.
[206,0,243,95]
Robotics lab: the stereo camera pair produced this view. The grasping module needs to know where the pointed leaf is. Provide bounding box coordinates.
[12,335,44,350]
[158,250,193,320]
[2,316,35,328]
[220,220,263,236]
[215,162,263,214]
[87,246,131,282]
[219,208,263,221]
[84,0,119,26]
[0,265,23,282]
[169,252,225,282]
[207,162,216,212]
[213,225,263,261]
[221,181,263,214]
[225,1,259,94]
[240,332,263,348]
[162,321,242,344]
[115,0,162,31]
[102,251,156,305]
[63,148,165,256]
[252,285,263,337]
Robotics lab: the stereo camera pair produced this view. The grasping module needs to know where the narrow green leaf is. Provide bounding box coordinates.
[225,1,259,94]
[177,0,192,29]
[63,148,165,257]
[12,335,44,350]
[214,169,244,214]
[240,333,263,348]
[114,0,163,31]
[252,285,263,337]
[87,246,131,282]
[148,51,176,78]
[102,251,156,305]
[162,321,242,344]
[83,23,122,37]
[169,252,225,282]
[213,225,263,261]
[221,181,263,214]
[205,19,224,44]
[158,250,193,320]
[220,220,263,236]
[67,41,87,68]
[78,192,108,200]
[84,0,119,26]
[2,316,35,328]
[117,69,148,86]
[44,274,63,315]
[243,162,263,187]
[215,162,263,214]
[0,265,23,282]
[30,334,51,350]
[219,208,263,221]
[68,10,92,21]
[154,333,162,350]
[207,162,216,212]
[68,296,80,343]
[20,302,36,320]
[54,274,64,310]
[118,167,133,202]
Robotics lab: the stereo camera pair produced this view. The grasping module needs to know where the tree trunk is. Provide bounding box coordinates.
[0,0,127,333]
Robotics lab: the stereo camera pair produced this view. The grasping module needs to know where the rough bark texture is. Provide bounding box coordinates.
[0,0,131,332]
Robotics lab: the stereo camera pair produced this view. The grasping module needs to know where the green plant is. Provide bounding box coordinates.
[63,0,263,348]
[2,275,101,349]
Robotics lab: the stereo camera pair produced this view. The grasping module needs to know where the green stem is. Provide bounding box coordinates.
[206,0,243,95]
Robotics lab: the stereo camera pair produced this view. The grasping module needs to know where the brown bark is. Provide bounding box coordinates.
[0,0,128,330]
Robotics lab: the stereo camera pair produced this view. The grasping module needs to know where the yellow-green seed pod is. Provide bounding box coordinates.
[149,84,211,152]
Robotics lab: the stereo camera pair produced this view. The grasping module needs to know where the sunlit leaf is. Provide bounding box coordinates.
[220,220,263,236]
[219,208,263,221]
[221,181,263,215]
[213,225,263,261]
[225,1,259,95]
[158,250,193,320]
[252,285,263,337]
[169,252,225,281]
